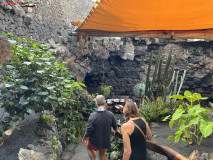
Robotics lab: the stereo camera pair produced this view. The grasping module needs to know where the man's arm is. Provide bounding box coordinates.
[111,113,121,134]
[82,113,95,144]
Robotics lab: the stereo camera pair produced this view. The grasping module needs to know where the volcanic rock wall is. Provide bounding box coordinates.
[0,0,212,97]
[0,0,94,42]
[70,37,213,96]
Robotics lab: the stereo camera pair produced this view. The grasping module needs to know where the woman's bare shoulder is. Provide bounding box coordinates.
[122,121,134,129]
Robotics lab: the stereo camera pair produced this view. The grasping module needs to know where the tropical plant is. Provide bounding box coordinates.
[0,33,95,144]
[140,96,181,122]
[163,90,213,145]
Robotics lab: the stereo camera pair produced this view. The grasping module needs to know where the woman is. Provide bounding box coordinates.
[121,100,152,160]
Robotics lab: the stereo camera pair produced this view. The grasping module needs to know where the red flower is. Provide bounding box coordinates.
[90,97,93,100]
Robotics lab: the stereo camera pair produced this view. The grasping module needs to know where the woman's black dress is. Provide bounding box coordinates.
[129,118,147,160]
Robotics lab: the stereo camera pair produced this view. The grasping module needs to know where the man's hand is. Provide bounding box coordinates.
[116,129,121,134]
[82,136,88,144]
[111,128,121,135]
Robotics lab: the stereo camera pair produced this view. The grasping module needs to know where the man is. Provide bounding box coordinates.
[82,95,119,160]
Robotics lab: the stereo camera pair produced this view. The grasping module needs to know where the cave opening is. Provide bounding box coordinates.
[84,74,103,94]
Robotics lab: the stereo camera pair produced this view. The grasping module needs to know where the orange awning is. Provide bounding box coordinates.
[73,0,213,40]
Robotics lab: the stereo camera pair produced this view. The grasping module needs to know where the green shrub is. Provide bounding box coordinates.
[163,90,213,145]
[0,33,95,144]
[98,84,112,98]
[139,97,181,122]
[133,82,146,98]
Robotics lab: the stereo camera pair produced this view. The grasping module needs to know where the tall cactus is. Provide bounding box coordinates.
[145,51,153,98]
[145,45,176,102]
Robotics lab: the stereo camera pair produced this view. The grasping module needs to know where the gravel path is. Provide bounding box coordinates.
[0,113,40,160]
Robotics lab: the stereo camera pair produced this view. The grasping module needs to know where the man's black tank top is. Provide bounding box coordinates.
[129,118,147,160]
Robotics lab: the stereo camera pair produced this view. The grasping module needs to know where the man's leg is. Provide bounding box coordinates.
[87,145,96,160]
[99,150,106,160]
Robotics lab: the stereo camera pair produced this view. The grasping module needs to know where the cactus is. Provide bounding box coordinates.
[145,51,153,98]
[176,69,187,95]
[145,45,177,102]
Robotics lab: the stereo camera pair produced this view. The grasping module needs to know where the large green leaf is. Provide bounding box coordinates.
[172,109,184,120]
[26,108,33,114]
[169,95,185,100]
[192,93,202,101]
[200,119,213,138]
[37,70,45,74]
[65,84,72,88]
[19,96,29,105]
[20,85,28,90]
[179,124,187,131]
[201,112,210,122]
[168,135,175,140]
[35,62,42,66]
[184,90,191,96]
[38,92,48,96]
[187,117,199,127]
[5,82,14,87]
[162,115,170,121]
[6,65,15,69]
[29,95,39,102]
[23,62,31,65]
[47,86,55,90]
[169,119,174,128]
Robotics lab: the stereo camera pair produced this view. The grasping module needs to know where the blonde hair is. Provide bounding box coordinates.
[123,100,139,120]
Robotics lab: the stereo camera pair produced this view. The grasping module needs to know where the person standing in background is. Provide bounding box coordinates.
[82,95,119,160]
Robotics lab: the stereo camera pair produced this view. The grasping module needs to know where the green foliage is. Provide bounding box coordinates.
[52,135,58,159]
[98,84,112,98]
[106,129,122,160]
[140,97,181,122]
[163,90,213,145]
[133,82,146,98]
[0,33,95,144]
[41,115,55,124]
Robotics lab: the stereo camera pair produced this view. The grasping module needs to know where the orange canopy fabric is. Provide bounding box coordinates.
[77,0,213,32]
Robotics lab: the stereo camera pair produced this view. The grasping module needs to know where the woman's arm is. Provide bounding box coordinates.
[141,117,152,139]
[121,123,132,160]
